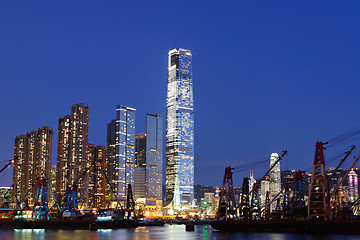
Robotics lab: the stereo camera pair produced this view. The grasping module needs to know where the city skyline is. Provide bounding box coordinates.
[10,103,164,209]
[1,1,360,188]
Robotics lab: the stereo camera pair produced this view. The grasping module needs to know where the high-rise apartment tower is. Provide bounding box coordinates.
[12,126,53,206]
[56,103,89,200]
[87,144,106,208]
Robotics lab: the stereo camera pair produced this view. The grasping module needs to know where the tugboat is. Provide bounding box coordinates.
[90,184,139,230]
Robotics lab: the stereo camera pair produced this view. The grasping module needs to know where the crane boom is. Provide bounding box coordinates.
[0,160,14,174]
[330,152,360,198]
[246,150,287,198]
[334,145,355,173]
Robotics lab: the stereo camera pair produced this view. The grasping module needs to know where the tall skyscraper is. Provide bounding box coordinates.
[165,48,194,211]
[260,176,270,206]
[107,105,136,200]
[12,127,53,206]
[56,103,89,200]
[49,165,57,204]
[269,153,281,210]
[56,115,71,198]
[348,169,358,202]
[36,126,53,180]
[87,144,106,208]
[12,134,27,204]
[106,119,117,200]
[134,133,147,198]
[134,113,163,201]
[146,113,163,201]
[248,170,256,203]
[69,103,89,197]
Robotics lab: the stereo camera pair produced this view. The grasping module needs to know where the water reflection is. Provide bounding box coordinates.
[2,225,360,240]
[12,229,98,240]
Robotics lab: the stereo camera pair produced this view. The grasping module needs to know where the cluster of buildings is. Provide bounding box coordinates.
[9,48,195,216]
[196,153,360,217]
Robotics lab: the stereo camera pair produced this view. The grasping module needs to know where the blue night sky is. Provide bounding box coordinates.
[1,1,360,187]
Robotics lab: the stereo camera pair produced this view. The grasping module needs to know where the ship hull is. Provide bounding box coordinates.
[0,219,138,230]
[211,219,360,234]
[0,219,94,230]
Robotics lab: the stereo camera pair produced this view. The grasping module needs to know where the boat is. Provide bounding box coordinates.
[89,209,138,230]
[0,218,94,230]
[211,219,360,234]
[0,209,96,230]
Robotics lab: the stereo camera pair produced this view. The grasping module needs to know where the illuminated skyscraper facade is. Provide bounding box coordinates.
[146,113,163,201]
[269,153,281,210]
[56,103,89,200]
[134,113,163,201]
[348,169,358,202]
[249,170,256,202]
[107,105,136,200]
[69,103,89,198]
[87,144,106,208]
[12,127,53,205]
[56,115,71,198]
[134,133,147,198]
[106,119,117,200]
[165,48,194,210]
[12,134,27,204]
[260,176,270,206]
[49,165,57,204]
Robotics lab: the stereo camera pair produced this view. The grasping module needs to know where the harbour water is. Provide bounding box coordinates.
[0,225,359,240]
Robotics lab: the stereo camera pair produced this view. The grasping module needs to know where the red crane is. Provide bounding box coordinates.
[308,141,330,221]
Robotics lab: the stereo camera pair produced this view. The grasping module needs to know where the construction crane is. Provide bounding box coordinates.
[282,182,291,219]
[125,184,136,220]
[291,170,306,219]
[47,166,124,220]
[238,177,250,220]
[46,166,91,218]
[308,141,330,221]
[32,178,49,220]
[327,153,360,219]
[215,150,287,220]
[245,150,287,219]
[246,151,288,199]
[266,170,306,220]
[333,145,356,174]
[330,153,360,200]
[216,167,237,220]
